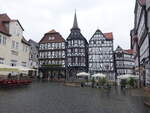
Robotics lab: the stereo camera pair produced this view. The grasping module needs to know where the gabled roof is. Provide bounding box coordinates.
[124,49,134,54]
[95,29,103,35]
[22,37,30,46]
[0,13,24,36]
[47,29,56,34]
[138,0,145,6]
[90,29,113,41]
[115,46,134,55]
[115,46,123,51]
[39,29,65,43]
[11,19,24,31]
[0,14,11,36]
[103,32,113,40]
[28,39,39,47]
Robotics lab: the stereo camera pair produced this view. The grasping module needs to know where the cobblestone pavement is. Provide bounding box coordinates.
[0,81,149,113]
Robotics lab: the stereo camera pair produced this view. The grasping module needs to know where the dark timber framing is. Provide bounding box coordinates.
[38,30,66,79]
[66,12,88,79]
[88,29,115,80]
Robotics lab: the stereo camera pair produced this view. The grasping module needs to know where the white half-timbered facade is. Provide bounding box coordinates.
[115,46,135,77]
[88,29,114,80]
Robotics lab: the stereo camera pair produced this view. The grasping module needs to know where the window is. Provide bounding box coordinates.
[16,42,19,49]
[49,37,55,40]
[10,60,17,66]
[62,51,65,57]
[22,62,26,67]
[25,46,28,52]
[58,51,61,58]
[75,48,78,53]
[62,42,65,48]
[0,58,4,64]
[52,43,54,49]
[40,44,44,50]
[58,43,60,49]
[12,41,15,49]
[49,60,51,64]
[52,51,54,58]
[44,43,47,49]
[74,40,78,46]
[3,36,6,45]
[117,53,123,57]
[61,60,64,65]
[22,44,28,52]
[11,41,19,50]
[48,52,51,58]
[68,41,71,46]
[0,35,2,44]
[55,43,58,49]
[48,43,51,49]
[68,49,71,53]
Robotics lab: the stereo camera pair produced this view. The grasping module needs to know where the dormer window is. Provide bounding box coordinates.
[49,37,55,40]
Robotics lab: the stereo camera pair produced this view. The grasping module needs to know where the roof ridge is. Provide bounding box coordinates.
[47,29,57,34]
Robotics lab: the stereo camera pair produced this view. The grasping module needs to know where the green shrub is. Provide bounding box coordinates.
[98,77,107,86]
[128,77,135,87]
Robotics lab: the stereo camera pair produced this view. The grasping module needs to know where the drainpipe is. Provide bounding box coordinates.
[138,43,141,88]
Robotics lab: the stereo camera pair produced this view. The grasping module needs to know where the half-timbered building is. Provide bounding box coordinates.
[114,46,135,77]
[66,12,88,79]
[88,29,115,80]
[39,30,66,79]
[131,0,150,86]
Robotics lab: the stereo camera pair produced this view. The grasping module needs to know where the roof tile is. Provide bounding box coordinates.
[124,49,134,54]
[103,32,113,40]
[39,29,65,43]
[0,14,11,35]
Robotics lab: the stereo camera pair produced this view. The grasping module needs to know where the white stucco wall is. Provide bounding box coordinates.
[0,21,30,67]
[0,33,11,65]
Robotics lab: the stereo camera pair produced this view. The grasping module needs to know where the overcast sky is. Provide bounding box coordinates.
[0,0,135,49]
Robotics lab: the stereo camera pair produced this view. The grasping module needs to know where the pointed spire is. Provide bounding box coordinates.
[72,10,78,29]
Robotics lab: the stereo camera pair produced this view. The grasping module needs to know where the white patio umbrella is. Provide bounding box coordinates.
[0,64,19,72]
[117,74,139,79]
[76,72,90,77]
[92,73,106,78]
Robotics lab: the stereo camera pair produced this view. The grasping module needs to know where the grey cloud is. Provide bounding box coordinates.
[0,0,135,49]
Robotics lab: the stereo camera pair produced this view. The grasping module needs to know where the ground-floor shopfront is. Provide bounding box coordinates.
[39,67,66,79]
